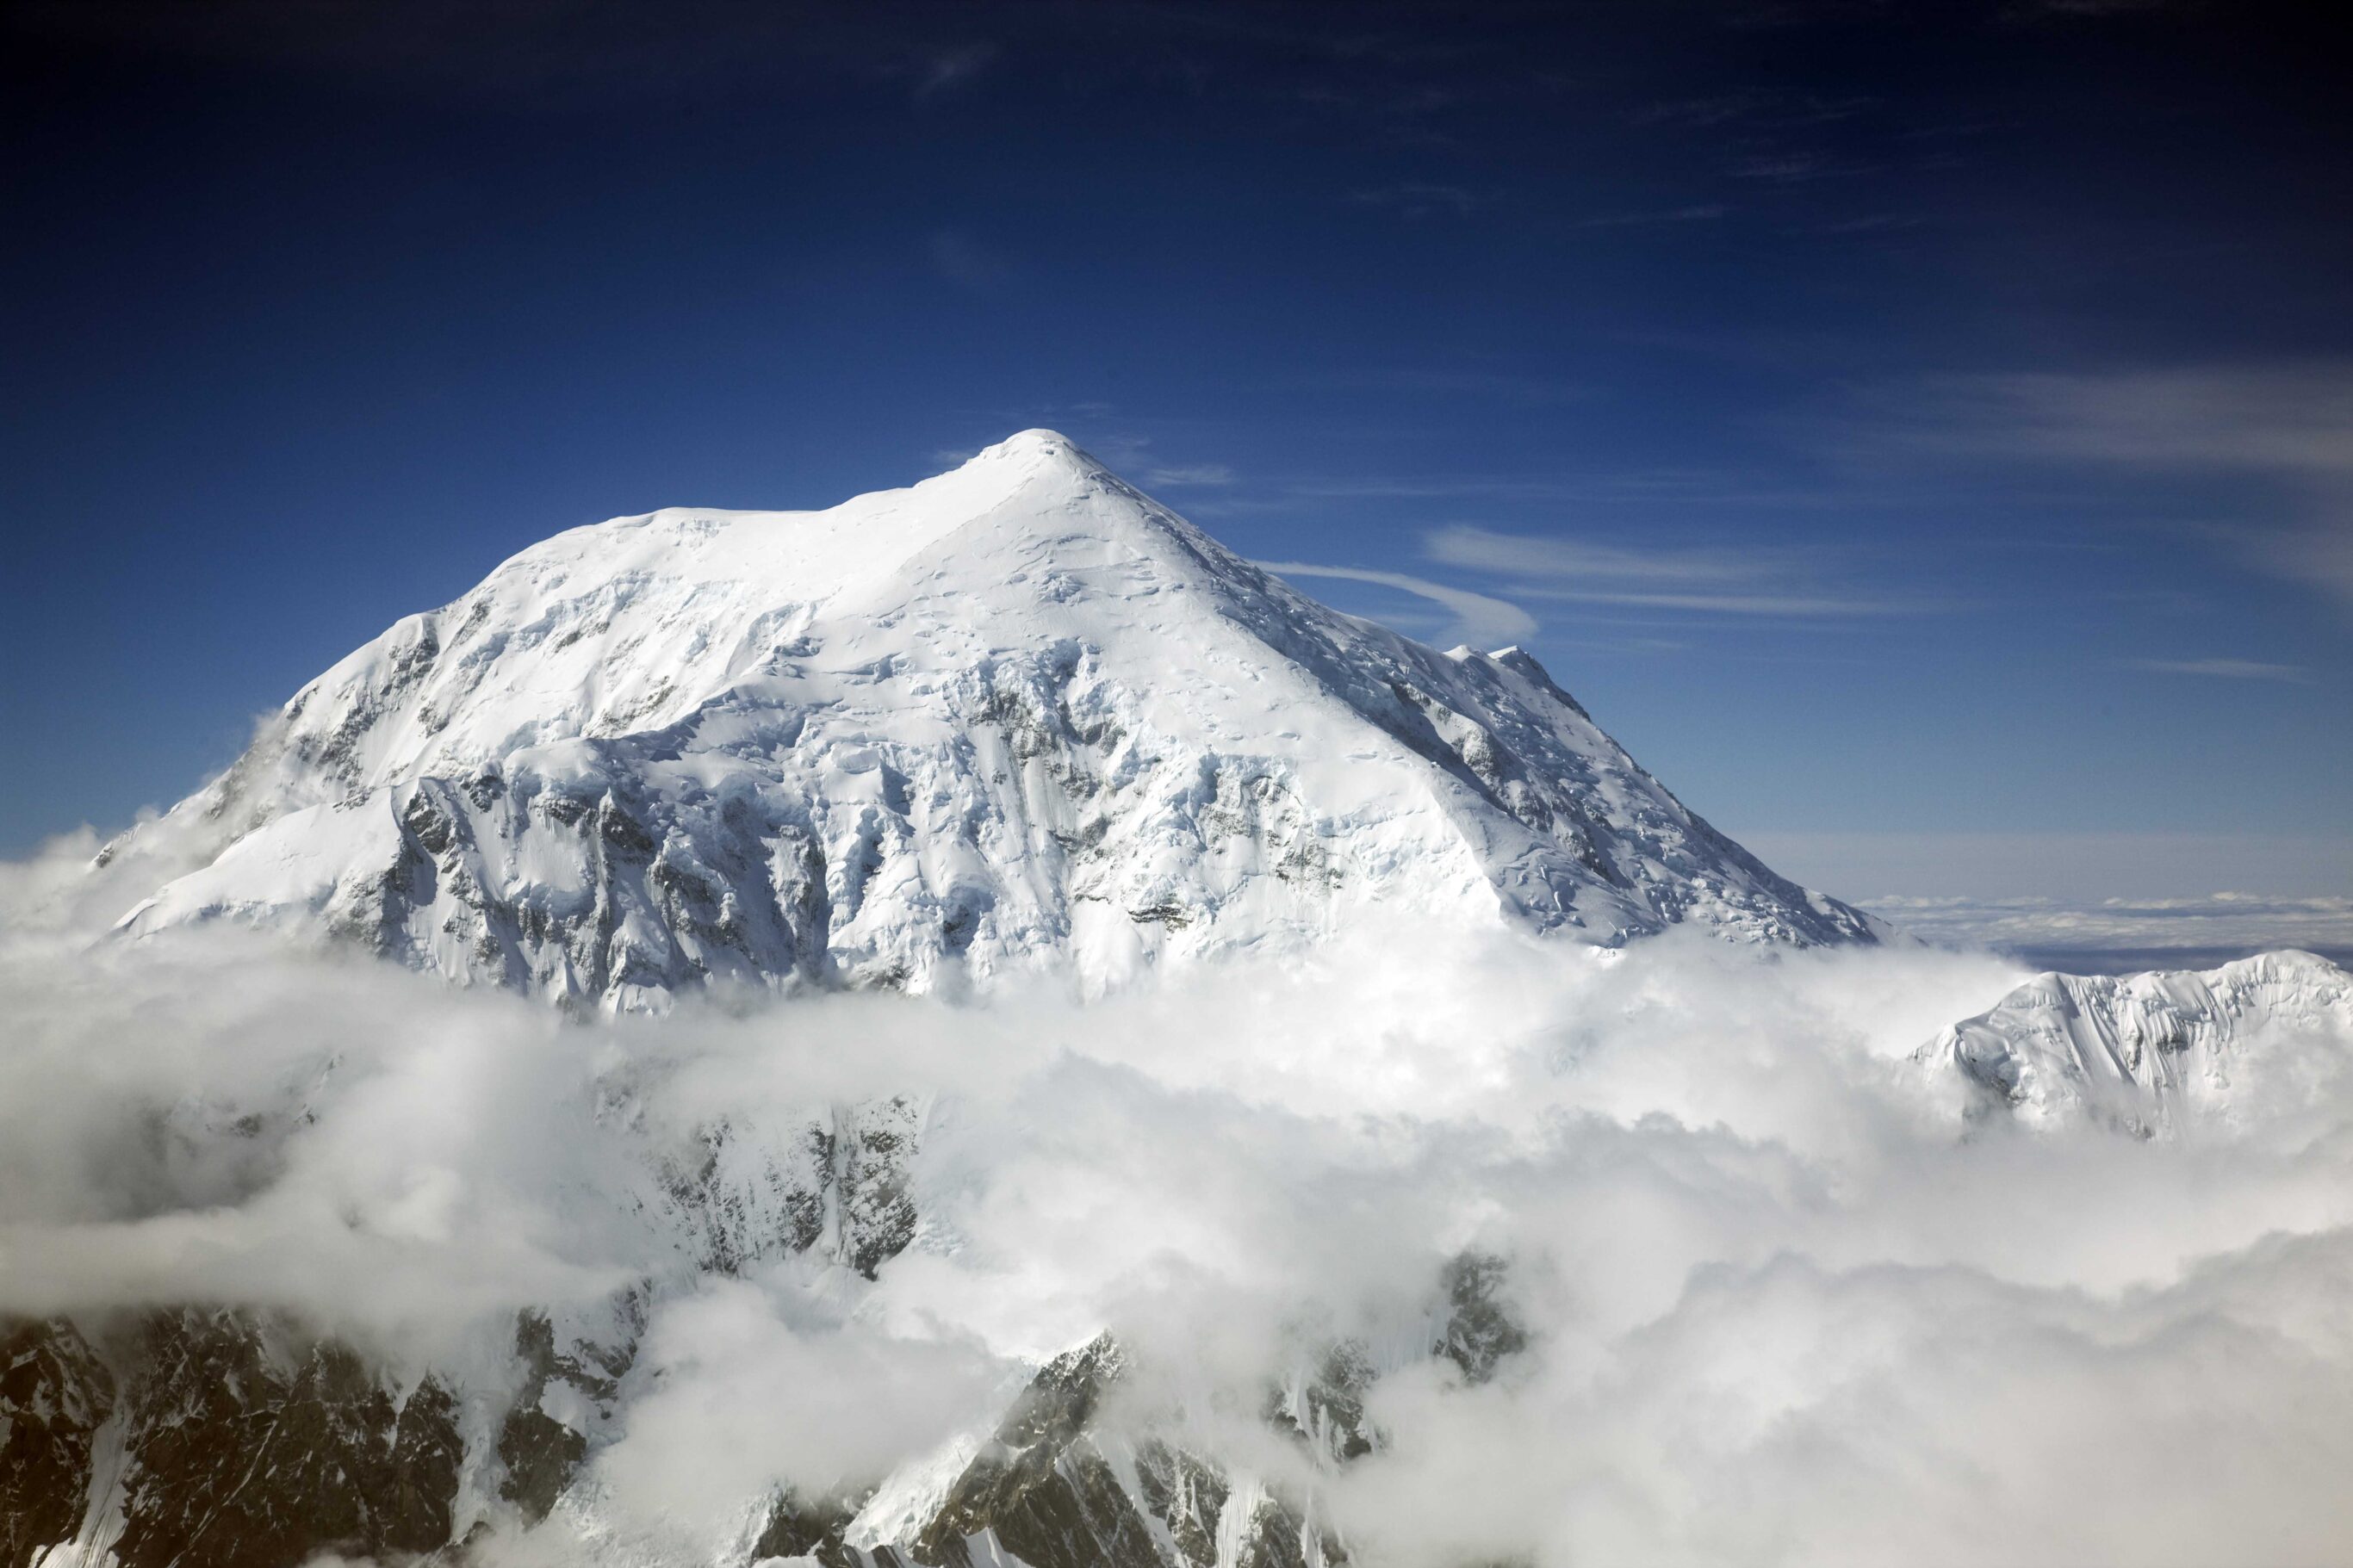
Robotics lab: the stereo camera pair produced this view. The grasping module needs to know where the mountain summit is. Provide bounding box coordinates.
[109,431,1878,1004]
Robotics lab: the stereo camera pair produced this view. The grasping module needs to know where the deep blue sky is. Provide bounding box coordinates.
[4,1,2349,898]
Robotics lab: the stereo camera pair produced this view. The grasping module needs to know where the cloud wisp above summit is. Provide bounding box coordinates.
[1423,524,1933,618]
[1826,362,2353,618]
[1254,559,1539,647]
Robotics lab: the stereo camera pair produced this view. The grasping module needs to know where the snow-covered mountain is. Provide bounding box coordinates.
[15,437,2353,1568]
[105,430,1878,1005]
[1922,950,2353,1135]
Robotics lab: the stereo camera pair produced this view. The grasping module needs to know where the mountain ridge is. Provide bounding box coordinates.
[102,431,1882,1007]
[1922,947,2353,1135]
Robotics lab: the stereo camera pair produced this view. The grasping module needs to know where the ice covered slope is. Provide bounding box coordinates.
[108,431,1879,1004]
[1922,950,2353,1135]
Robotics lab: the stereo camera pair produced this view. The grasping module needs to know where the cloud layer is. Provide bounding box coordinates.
[1863,891,2353,970]
[5,844,2353,1564]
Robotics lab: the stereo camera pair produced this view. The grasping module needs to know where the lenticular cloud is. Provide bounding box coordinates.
[6,871,2352,1565]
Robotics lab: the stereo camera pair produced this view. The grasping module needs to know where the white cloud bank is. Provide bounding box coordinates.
[1256,560,1539,647]
[4,838,2353,1565]
[1864,891,2353,969]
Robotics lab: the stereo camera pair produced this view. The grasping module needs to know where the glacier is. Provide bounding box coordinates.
[1921,948,2353,1136]
[102,430,1878,1007]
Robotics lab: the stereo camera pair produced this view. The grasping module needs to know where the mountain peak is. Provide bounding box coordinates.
[1925,949,2353,1135]
[107,437,1881,1005]
[953,427,1100,484]
[974,425,1080,459]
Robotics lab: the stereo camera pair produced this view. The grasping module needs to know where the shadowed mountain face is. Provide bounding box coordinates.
[4,1255,1532,1568]
[102,431,1877,1009]
[2,1312,459,1568]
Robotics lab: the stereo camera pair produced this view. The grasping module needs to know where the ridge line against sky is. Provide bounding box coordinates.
[3,0,2347,906]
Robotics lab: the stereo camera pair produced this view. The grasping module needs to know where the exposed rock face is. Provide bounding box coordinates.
[106,431,1878,1010]
[1270,1341,1378,1468]
[3,1311,461,1568]
[1434,1252,1528,1385]
[913,1335,1342,1568]
[1922,950,2353,1134]
[918,1336,1170,1568]
[2,1320,115,1568]
[871,1258,1529,1568]
[3,1092,939,1566]
[752,1484,866,1567]
[5,1088,1540,1568]
[658,1097,928,1281]
[116,1316,460,1568]
[499,1306,637,1526]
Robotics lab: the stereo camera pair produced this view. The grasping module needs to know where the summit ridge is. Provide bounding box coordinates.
[104,434,1882,1006]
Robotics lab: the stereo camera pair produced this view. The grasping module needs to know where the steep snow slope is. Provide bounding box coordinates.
[1922,950,2353,1134]
[107,431,1878,1005]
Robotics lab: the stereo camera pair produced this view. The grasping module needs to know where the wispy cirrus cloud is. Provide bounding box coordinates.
[913,42,996,99]
[1632,93,1765,127]
[2025,0,2183,16]
[1289,478,1581,501]
[1423,524,1930,617]
[927,228,1013,290]
[1425,526,1795,585]
[2115,657,2310,683]
[1254,561,1537,648]
[1518,587,1921,615]
[1632,91,1876,128]
[1065,432,1236,489]
[1142,463,1236,487]
[1887,364,2353,474]
[1727,152,1882,183]
[1293,367,1591,404]
[1811,212,1922,235]
[2237,520,2353,615]
[1349,183,1484,218]
[1571,204,1730,229]
[1847,361,2353,615]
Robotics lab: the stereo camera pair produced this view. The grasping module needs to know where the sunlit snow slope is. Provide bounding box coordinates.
[1922,950,2353,1135]
[108,431,1879,1005]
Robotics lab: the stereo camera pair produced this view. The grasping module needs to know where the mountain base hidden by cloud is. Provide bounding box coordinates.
[3,436,2349,1567]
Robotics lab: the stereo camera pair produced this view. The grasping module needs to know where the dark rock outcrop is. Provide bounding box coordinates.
[2,1319,115,1568]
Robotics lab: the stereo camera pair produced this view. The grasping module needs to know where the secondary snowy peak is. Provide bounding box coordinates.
[107,431,1880,1004]
[1922,950,2353,1135]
